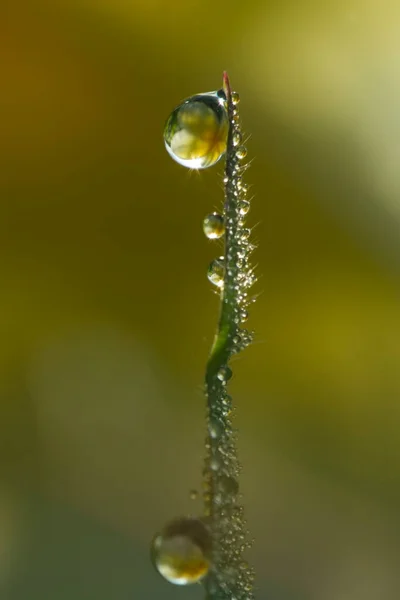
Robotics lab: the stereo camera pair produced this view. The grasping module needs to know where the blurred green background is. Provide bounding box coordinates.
[1,1,400,598]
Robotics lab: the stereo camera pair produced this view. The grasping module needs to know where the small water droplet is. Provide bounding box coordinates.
[151,517,211,585]
[240,309,249,323]
[217,366,232,383]
[239,200,250,216]
[207,258,225,288]
[232,131,242,147]
[208,417,222,439]
[164,92,228,169]
[189,489,198,500]
[219,474,239,496]
[236,146,247,160]
[231,91,240,105]
[203,213,225,239]
[222,394,233,409]
[210,456,222,471]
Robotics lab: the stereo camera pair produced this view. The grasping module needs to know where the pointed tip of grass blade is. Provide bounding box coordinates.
[222,71,232,102]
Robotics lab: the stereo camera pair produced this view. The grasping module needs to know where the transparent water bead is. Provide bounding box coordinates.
[239,200,250,215]
[236,146,247,160]
[231,91,240,105]
[232,131,242,147]
[219,474,239,496]
[151,517,211,585]
[217,366,232,383]
[208,416,223,439]
[164,90,228,169]
[203,213,225,239]
[240,309,249,322]
[207,257,225,288]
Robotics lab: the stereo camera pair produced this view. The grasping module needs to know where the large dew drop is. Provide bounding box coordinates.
[164,91,228,169]
[151,517,211,585]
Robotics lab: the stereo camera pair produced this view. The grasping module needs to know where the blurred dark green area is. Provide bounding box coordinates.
[1,1,400,598]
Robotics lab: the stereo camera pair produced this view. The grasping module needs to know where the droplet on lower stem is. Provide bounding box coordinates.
[203,213,225,239]
[208,416,223,439]
[207,258,225,288]
[240,309,249,323]
[239,200,250,215]
[236,146,247,160]
[151,517,211,585]
[217,366,233,383]
[232,131,242,147]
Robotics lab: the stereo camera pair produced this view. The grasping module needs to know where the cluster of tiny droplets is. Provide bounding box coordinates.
[203,88,256,600]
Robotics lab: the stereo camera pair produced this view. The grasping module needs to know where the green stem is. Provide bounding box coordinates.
[203,72,255,600]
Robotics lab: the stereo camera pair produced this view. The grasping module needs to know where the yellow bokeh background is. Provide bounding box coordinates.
[1,1,400,598]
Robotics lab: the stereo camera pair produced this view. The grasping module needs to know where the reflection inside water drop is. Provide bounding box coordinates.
[164,91,228,169]
[151,517,211,585]
[203,213,225,239]
[207,258,225,288]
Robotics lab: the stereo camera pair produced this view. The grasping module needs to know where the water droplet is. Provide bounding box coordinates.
[240,309,249,323]
[208,417,222,439]
[210,455,222,471]
[231,91,240,105]
[189,489,198,500]
[151,517,211,585]
[232,131,242,147]
[239,200,250,215]
[217,366,232,382]
[222,395,233,409]
[236,146,247,160]
[203,213,225,239]
[164,92,228,169]
[219,474,239,496]
[207,258,225,288]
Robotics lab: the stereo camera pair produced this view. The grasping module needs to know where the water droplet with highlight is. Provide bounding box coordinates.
[207,258,225,288]
[220,474,239,496]
[217,366,232,383]
[208,417,222,439]
[151,517,211,585]
[232,334,241,345]
[232,131,242,147]
[203,213,225,239]
[236,146,247,160]
[239,200,250,215]
[240,309,249,323]
[164,91,228,169]
[231,91,240,105]
[210,455,222,471]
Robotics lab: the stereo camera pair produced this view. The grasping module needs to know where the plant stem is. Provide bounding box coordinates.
[203,72,255,600]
